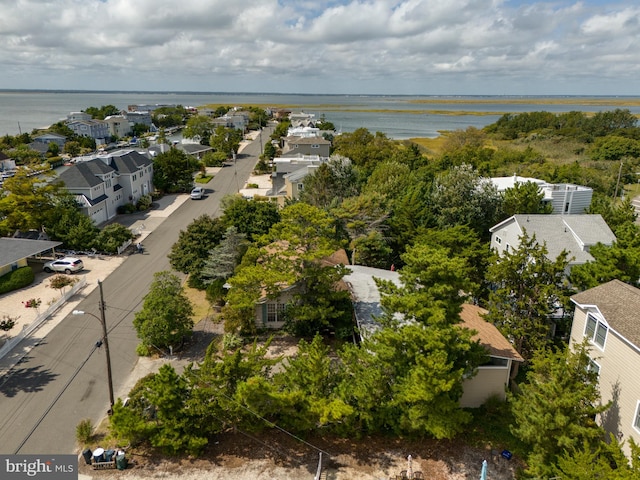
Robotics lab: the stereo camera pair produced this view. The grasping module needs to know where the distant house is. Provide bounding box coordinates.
[56,150,153,224]
[570,280,640,457]
[342,265,523,408]
[211,113,248,131]
[66,120,110,143]
[489,214,616,272]
[281,136,331,158]
[104,115,131,139]
[269,155,326,202]
[67,112,92,122]
[125,111,153,129]
[31,132,67,149]
[176,143,213,159]
[489,175,593,214]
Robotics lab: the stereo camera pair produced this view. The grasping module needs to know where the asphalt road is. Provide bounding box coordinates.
[0,128,271,454]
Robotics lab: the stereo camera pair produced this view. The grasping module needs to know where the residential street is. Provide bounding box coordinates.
[0,128,271,454]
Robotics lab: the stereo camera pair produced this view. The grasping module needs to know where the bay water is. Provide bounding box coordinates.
[1,90,639,139]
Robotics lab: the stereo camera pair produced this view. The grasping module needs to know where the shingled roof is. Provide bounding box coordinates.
[572,280,640,349]
[459,304,524,362]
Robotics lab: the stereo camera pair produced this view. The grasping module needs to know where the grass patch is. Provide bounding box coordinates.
[183,284,212,325]
[408,135,448,156]
[195,175,213,184]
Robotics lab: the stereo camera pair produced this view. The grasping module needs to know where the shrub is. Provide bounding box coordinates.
[136,194,152,211]
[116,203,137,214]
[94,223,134,254]
[76,419,93,445]
[0,266,35,295]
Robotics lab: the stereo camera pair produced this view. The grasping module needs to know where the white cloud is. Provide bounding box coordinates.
[0,0,638,94]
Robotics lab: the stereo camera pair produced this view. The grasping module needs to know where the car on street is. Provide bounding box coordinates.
[43,257,84,274]
[190,186,205,200]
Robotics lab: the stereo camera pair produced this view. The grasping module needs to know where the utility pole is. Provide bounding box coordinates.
[98,279,115,412]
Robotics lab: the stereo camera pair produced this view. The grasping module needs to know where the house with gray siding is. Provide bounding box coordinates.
[281,136,331,157]
[570,280,640,458]
[66,119,110,142]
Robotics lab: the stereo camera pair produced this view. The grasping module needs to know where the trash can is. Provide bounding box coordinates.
[82,449,92,465]
[115,454,127,470]
[93,447,105,463]
[104,449,115,462]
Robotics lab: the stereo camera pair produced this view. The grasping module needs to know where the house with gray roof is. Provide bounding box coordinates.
[0,238,62,277]
[489,214,616,272]
[56,150,153,224]
[281,136,331,157]
[66,119,109,143]
[570,280,640,457]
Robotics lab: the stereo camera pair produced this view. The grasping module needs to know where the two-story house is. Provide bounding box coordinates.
[570,280,640,457]
[489,214,616,273]
[56,150,153,224]
[281,136,331,158]
[490,175,593,214]
[104,115,132,139]
[66,119,110,143]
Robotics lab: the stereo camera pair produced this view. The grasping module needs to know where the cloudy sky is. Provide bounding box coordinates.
[1,0,638,95]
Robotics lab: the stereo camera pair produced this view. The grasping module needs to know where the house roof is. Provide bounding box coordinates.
[459,304,524,361]
[572,279,640,350]
[285,136,331,145]
[0,238,62,268]
[490,214,616,264]
[106,150,152,173]
[57,161,111,188]
[342,266,522,360]
[178,144,213,155]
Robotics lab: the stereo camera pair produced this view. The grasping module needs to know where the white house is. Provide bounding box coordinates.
[489,175,593,214]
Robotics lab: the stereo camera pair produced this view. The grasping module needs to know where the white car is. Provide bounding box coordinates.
[43,257,84,274]
[190,187,205,200]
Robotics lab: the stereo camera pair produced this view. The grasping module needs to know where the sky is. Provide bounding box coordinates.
[0,0,638,95]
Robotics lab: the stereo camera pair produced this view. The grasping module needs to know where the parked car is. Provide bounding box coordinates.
[43,257,84,274]
[190,187,205,200]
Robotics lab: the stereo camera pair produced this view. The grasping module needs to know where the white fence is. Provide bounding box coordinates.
[0,277,87,361]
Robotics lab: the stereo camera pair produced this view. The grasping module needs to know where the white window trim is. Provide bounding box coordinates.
[495,236,502,244]
[584,313,608,351]
[587,358,600,377]
[633,400,640,434]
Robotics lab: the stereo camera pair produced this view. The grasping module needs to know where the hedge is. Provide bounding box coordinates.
[0,266,35,295]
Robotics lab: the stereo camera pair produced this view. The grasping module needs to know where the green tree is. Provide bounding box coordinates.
[570,222,640,290]
[133,271,194,353]
[502,180,553,216]
[555,435,640,480]
[299,156,360,209]
[93,223,133,254]
[168,215,227,275]
[0,170,62,236]
[415,225,491,300]
[340,244,487,439]
[145,364,207,455]
[484,232,571,360]
[210,126,242,157]
[332,128,401,178]
[152,147,200,193]
[183,115,213,144]
[45,194,99,250]
[430,163,503,240]
[200,226,248,285]
[510,343,610,478]
[84,105,119,120]
[589,135,640,161]
[63,141,81,157]
[270,119,291,140]
[220,195,280,241]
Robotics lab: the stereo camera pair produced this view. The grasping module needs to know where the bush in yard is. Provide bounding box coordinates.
[76,419,93,444]
[0,266,35,294]
[93,223,134,254]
